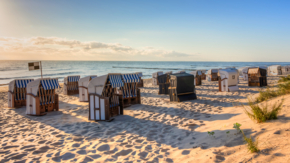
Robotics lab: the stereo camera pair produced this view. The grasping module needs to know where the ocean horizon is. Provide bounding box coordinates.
[1,60,290,85]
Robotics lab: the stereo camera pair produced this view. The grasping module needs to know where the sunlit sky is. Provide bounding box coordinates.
[0,0,290,61]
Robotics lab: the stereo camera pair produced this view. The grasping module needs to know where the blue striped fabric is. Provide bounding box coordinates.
[15,79,34,88]
[41,79,59,90]
[68,76,80,82]
[122,74,140,83]
[108,74,124,88]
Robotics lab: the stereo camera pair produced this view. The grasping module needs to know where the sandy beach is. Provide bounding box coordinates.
[1,76,290,163]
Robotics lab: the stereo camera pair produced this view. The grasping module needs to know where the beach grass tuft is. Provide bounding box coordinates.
[278,75,290,83]
[243,134,260,153]
[244,98,284,123]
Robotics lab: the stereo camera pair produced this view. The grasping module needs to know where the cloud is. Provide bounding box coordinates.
[0,36,196,60]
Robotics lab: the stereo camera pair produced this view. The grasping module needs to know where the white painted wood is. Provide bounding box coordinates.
[95,110,100,120]
[100,99,105,120]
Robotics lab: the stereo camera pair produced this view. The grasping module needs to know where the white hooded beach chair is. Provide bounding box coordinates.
[8,79,34,108]
[152,71,163,85]
[88,74,124,121]
[63,75,80,95]
[121,73,141,107]
[189,71,202,86]
[207,69,219,81]
[281,66,290,75]
[218,69,239,92]
[78,75,97,102]
[268,65,282,76]
[26,78,59,116]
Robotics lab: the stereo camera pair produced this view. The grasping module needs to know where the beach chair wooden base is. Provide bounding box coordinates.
[8,92,27,108]
[26,93,59,116]
[158,83,170,94]
[248,77,267,87]
[122,89,141,108]
[64,89,79,95]
[169,87,197,102]
[196,77,202,86]
[137,79,144,88]
[89,93,124,121]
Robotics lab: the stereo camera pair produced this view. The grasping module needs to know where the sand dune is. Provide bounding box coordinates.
[1,76,290,162]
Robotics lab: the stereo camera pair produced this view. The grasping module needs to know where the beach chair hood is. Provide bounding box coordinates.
[207,69,218,75]
[219,69,238,86]
[9,79,34,92]
[64,76,80,84]
[79,75,97,87]
[88,74,123,95]
[27,78,59,96]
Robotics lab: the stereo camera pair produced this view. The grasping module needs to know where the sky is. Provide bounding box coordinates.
[0,0,290,61]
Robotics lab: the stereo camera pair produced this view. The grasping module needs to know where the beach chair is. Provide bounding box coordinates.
[158,74,170,94]
[152,71,163,85]
[168,73,197,102]
[79,75,97,102]
[63,76,80,95]
[8,79,34,108]
[248,68,267,87]
[87,74,124,121]
[165,71,173,74]
[201,70,207,80]
[136,72,144,88]
[268,65,282,76]
[207,69,219,81]
[189,71,202,86]
[26,78,59,116]
[121,73,141,107]
[281,66,290,75]
[239,67,256,81]
[218,69,239,92]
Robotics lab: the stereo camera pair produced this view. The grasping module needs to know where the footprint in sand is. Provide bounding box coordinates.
[97,144,110,152]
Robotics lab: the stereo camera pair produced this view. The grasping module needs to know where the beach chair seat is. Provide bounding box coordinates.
[8,79,34,108]
[248,68,267,87]
[26,78,59,116]
[64,76,80,95]
[158,74,170,95]
[88,74,125,121]
[218,69,239,92]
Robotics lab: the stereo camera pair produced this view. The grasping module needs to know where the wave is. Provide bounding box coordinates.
[0,71,81,80]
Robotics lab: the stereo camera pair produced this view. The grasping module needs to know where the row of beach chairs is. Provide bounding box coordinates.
[8,72,143,121]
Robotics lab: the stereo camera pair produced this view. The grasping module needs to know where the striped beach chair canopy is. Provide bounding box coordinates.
[16,79,34,88]
[9,79,34,92]
[122,73,140,83]
[40,78,60,90]
[109,74,124,88]
[68,76,80,82]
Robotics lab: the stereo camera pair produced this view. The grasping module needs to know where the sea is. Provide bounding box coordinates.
[1,60,290,85]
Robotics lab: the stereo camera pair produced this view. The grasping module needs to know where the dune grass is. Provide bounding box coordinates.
[256,77,290,102]
[278,75,290,83]
[242,133,259,153]
[244,98,284,123]
[256,88,279,102]
[233,123,259,153]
